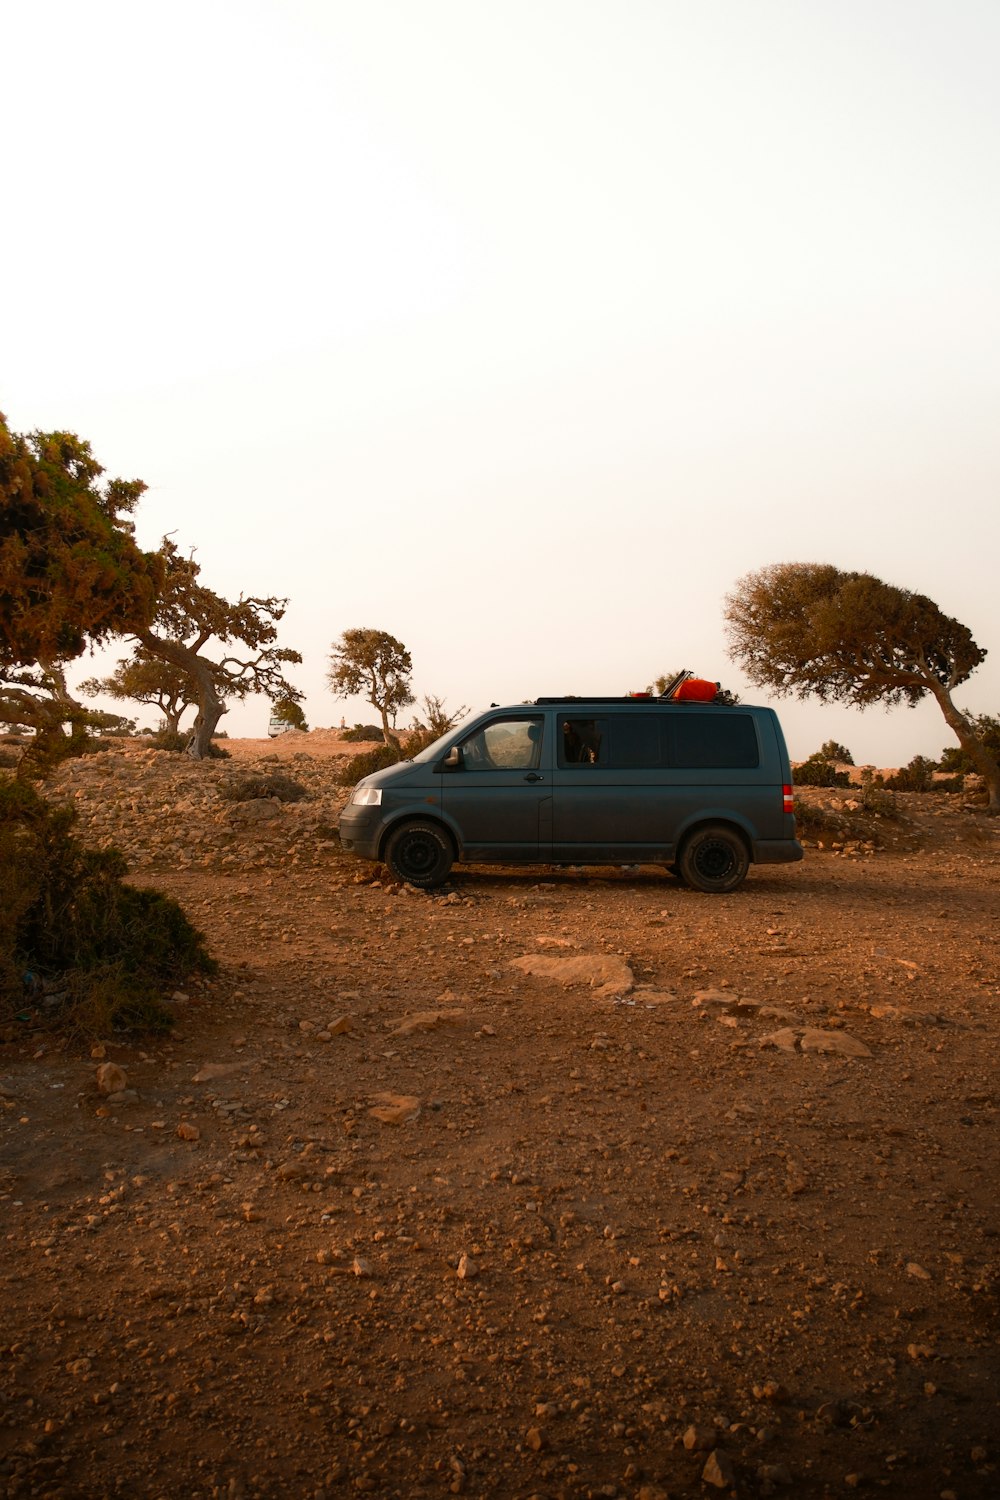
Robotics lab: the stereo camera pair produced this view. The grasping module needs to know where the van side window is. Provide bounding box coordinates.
[460,717,543,771]
[670,713,759,769]
[561,718,606,766]
[609,715,663,768]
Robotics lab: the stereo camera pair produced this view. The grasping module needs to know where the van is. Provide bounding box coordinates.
[337,692,803,893]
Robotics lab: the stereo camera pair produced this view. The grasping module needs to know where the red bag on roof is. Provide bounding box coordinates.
[672,677,718,703]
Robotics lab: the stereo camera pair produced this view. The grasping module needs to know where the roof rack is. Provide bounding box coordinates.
[533,672,730,707]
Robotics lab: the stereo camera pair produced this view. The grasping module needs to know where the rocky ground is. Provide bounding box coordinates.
[1,734,998,1500]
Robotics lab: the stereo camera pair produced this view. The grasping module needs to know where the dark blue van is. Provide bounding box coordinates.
[338,694,802,893]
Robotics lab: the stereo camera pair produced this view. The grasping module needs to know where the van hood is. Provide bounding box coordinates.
[356,759,422,790]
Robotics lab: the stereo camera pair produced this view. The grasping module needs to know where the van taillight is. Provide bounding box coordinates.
[783,784,794,814]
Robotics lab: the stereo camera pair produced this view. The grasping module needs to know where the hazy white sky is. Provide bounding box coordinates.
[4,0,998,763]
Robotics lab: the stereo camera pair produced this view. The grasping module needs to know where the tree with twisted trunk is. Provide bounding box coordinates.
[137,539,302,761]
[725,563,999,812]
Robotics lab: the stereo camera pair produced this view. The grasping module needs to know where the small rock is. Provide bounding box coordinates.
[176,1121,201,1141]
[391,1008,466,1036]
[193,1062,245,1083]
[524,1426,546,1451]
[95,1062,127,1095]
[682,1425,714,1451]
[457,1253,478,1280]
[702,1449,736,1489]
[369,1092,421,1125]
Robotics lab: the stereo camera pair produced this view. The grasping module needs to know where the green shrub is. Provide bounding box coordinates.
[883,755,937,793]
[218,771,309,803]
[341,724,386,743]
[818,740,854,765]
[1,780,215,1034]
[147,728,230,758]
[148,727,189,753]
[858,768,898,818]
[939,714,1000,772]
[794,758,850,788]
[337,742,401,785]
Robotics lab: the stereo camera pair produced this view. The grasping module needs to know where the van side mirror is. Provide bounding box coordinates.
[442,745,463,769]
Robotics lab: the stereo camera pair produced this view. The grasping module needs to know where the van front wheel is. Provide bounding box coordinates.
[384,820,454,888]
[678,825,749,894]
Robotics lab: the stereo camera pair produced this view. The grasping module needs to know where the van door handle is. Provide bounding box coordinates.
[524,773,544,783]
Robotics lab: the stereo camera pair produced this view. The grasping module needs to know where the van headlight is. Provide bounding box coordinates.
[350,786,382,806]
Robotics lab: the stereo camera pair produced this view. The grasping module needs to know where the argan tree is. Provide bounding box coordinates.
[327,628,414,748]
[0,415,160,763]
[137,539,303,760]
[80,651,198,736]
[725,563,999,811]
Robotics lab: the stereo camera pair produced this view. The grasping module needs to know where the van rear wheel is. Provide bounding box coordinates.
[384,820,454,888]
[678,825,749,893]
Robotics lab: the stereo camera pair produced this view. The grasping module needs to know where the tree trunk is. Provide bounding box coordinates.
[927,680,1000,813]
[138,633,225,762]
[379,705,400,750]
[184,660,226,760]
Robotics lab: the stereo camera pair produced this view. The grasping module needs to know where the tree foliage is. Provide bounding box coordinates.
[818,739,854,765]
[327,628,414,748]
[1,414,161,767]
[939,714,1000,773]
[0,415,159,667]
[646,671,685,696]
[725,563,998,810]
[137,539,303,760]
[271,696,309,731]
[80,651,198,735]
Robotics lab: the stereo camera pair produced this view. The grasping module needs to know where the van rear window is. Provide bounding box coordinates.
[609,716,663,768]
[560,712,760,770]
[670,713,759,769]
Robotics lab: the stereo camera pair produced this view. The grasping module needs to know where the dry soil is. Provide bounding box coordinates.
[1,734,998,1500]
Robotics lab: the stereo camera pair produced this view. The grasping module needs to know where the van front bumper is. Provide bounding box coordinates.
[338,804,384,861]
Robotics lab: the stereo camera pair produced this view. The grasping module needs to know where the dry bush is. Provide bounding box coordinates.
[218,771,309,803]
[1,780,215,1034]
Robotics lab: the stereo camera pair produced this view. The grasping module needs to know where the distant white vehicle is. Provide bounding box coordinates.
[267,713,297,737]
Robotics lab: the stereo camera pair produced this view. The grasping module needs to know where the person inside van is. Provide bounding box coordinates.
[563,719,602,764]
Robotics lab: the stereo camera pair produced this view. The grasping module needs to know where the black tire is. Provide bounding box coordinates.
[678,824,750,894]
[383,820,454,888]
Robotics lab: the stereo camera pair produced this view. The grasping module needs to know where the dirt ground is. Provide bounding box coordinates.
[2,733,998,1500]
